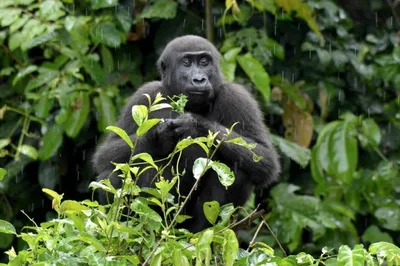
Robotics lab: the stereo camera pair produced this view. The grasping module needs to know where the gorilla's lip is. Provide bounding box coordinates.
[186,88,211,95]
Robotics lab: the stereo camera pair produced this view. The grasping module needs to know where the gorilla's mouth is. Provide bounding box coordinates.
[186,86,212,96]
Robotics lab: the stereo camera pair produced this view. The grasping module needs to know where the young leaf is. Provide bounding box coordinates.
[137,118,160,136]
[131,153,158,170]
[337,245,365,266]
[132,105,148,126]
[203,201,220,225]
[106,126,133,149]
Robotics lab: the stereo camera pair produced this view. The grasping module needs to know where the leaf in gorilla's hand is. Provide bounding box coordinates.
[203,201,220,225]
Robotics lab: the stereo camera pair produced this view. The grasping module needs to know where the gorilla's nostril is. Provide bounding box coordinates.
[193,78,206,85]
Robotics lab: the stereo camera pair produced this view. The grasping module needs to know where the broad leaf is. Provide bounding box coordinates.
[106,126,133,149]
[140,0,178,19]
[38,125,63,161]
[203,201,220,225]
[65,92,90,138]
[270,134,311,168]
[237,53,270,102]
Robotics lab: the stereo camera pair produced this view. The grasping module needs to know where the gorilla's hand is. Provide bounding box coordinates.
[152,118,180,155]
[169,113,211,138]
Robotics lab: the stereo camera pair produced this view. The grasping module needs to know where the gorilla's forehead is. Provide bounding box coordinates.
[160,35,220,61]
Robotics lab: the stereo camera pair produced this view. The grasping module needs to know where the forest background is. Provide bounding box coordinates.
[1,0,400,264]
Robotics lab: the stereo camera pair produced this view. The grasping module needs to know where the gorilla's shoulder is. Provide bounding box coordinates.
[134,81,163,95]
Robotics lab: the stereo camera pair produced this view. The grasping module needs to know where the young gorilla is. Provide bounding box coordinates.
[93,35,281,232]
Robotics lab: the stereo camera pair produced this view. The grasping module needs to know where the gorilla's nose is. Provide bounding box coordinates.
[192,77,207,86]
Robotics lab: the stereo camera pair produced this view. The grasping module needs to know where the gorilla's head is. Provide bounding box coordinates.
[157,35,224,111]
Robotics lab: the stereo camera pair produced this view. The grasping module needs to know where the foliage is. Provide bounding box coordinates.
[1,0,400,264]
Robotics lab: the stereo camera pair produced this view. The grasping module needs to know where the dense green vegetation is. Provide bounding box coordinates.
[1,0,400,264]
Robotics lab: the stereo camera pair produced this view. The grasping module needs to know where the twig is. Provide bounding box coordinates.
[264,220,287,257]
[229,205,265,231]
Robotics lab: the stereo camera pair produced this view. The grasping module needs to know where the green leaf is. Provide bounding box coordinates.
[203,201,220,225]
[362,225,393,244]
[361,118,381,148]
[115,8,132,33]
[78,232,106,253]
[172,250,190,266]
[137,118,160,137]
[140,0,178,19]
[237,53,270,102]
[337,245,365,266]
[90,22,121,47]
[131,198,162,222]
[25,71,58,92]
[369,242,400,264]
[34,93,54,119]
[328,121,358,184]
[275,0,324,45]
[220,58,236,82]
[193,158,211,179]
[100,45,114,74]
[60,200,89,213]
[23,31,58,50]
[0,139,10,149]
[375,207,400,231]
[80,57,105,85]
[38,125,63,161]
[270,134,311,168]
[0,168,7,181]
[224,47,242,63]
[65,92,90,138]
[12,65,38,86]
[91,0,118,9]
[131,153,158,170]
[0,220,16,235]
[149,103,171,112]
[132,105,148,126]
[223,229,239,266]
[106,126,133,149]
[196,229,214,266]
[94,93,117,132]
[18,144,38,160]
[211,161,235,188]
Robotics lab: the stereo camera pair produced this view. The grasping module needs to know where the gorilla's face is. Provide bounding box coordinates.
[175,51,215,99]
[160,51,223,111]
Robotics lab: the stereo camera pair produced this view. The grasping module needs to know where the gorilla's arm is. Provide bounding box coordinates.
[92,82,165,182]
[171,83,281,187]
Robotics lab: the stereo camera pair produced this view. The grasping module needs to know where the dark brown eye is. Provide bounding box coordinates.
[200,57,209,66]
[183,58,191,66]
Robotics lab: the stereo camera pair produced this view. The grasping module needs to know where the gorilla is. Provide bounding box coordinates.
[93,35,281,232]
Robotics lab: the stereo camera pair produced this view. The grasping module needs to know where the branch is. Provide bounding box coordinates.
[205,0,214,43]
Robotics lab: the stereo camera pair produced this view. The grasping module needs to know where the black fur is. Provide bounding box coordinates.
[93,35,281,232]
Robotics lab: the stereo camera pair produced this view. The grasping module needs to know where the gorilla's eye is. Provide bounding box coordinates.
[183,58,191,66]
[200,57,209,66]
